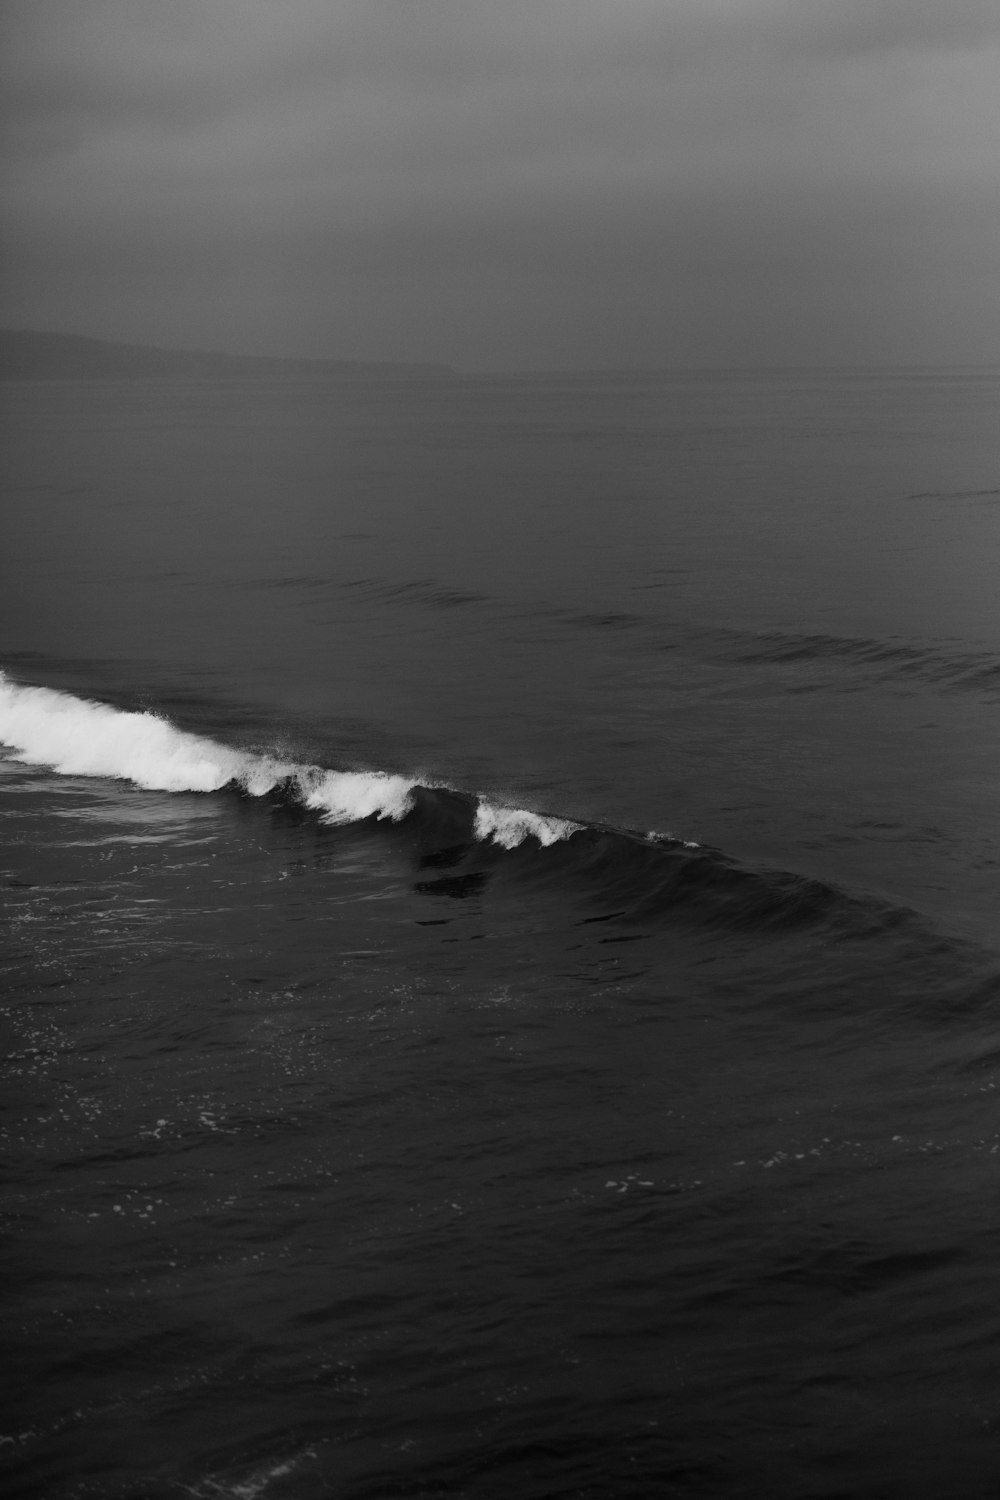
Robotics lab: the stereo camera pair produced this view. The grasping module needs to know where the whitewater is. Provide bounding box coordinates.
[0,672,580,847]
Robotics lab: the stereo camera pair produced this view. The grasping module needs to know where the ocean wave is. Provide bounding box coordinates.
[342,575,494,610]
[3,671,992,981]
[722,628,1000,694]
[0,671,579,850]
[280,569,1000,698]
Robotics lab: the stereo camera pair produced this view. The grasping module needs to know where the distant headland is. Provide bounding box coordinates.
[0,329,454,381]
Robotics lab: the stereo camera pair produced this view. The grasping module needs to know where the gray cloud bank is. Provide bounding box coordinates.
[2,0,998,369]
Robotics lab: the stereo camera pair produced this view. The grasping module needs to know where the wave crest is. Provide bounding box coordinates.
[0,674,277,793]
[300,768,417,826]
[474,801,580,849]
[0,671,575,847]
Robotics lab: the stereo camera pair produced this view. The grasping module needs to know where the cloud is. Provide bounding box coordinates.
[1,0,998,366]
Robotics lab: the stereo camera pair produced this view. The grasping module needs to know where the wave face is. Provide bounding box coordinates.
[0,669,976,957]
[0,671,580,848]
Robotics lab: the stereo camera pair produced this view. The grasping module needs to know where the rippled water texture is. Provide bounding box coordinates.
[2,369,999,1498]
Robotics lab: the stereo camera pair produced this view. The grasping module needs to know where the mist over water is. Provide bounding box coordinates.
[2,369,999,1497]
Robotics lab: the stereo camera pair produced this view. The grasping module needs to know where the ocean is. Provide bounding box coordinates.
[2,368,998,1498]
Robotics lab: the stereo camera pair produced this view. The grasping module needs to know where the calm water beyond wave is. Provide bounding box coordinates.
[2,369,999,1498]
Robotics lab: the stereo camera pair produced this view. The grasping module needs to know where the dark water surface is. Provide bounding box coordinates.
[2,370,999,1497]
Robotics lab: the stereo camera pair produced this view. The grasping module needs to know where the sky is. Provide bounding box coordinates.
[1,0,999,370]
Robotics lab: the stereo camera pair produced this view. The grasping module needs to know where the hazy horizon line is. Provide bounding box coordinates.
[3,324,998,380]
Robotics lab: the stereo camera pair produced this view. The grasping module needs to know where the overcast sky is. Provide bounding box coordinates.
[2,0,998,369]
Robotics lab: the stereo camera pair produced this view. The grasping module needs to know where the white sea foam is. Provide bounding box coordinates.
[0,673,580,844]
[0,673,414,823]
[300,768,416,825]
[474,800,580,849]
[0,674,262,791]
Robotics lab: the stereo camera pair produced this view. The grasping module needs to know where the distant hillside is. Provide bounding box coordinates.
[0,329,453,381]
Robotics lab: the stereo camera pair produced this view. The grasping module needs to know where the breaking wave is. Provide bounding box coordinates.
[0,671,579,849]
[1,669,992,998]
